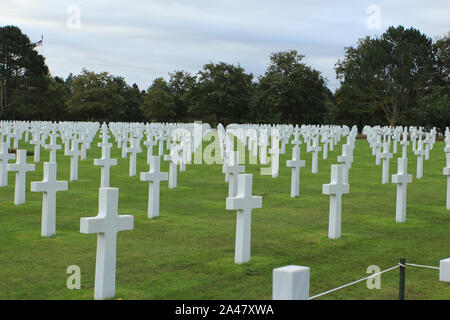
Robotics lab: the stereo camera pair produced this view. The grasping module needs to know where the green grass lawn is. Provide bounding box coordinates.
[0,135,449,300]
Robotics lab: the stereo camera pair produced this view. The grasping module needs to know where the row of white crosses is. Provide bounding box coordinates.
[444,130,450,210]
[364,125,449,220]
[364,126,437,182]
[0,120,201,300]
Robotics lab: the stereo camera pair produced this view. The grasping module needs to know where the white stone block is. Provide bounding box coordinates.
[439,258,450,282]
[273,265,310,300]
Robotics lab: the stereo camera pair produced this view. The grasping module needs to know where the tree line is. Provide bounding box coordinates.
[0,25,448,129]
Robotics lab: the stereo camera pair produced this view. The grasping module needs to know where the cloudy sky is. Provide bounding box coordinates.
[1,0,449,92]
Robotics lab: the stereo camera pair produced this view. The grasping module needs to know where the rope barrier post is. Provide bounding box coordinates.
[399,258,406,300]
[273,265,310,300]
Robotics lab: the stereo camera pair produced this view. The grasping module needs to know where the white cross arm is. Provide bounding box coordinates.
[322,183,349,195]
[94,158,117,166]
[222,164,245,174]
[381,152,393,159]
[392,173,412,184]
[226,195,262,211]
[286,159,305,168]
[7,163,35,172]
[31,180,68,193]
[140,171,168,182]
[80,215,133,234]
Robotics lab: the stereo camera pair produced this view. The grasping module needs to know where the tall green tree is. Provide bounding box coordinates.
[41,76,69,120]
[252,50,329,124]
[141,78,175,122]
[111,77,144,122]
[168,70,195,122]
[410,86,449,131]
[188,62,253,126]
[335,26,439,126]
[66,69,124,121]
[0,25,50,119]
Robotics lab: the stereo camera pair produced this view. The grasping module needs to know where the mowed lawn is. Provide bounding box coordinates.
[0,135,449,300]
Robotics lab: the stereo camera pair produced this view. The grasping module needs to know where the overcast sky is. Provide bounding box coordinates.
[1,0,449,92]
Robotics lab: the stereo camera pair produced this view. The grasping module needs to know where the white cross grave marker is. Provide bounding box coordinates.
[226,174,262,264]
[140,156,168,219]
[94,145,117,188]
[222,151,245,197]
[414,138,425,179]
[392,157,413,222]
[444,143,450,210]
[30,133,44,163]
[286,146,305,198]
[44,133,61,162]
[380,142,393,184]
[163,153,178,189]
[31,162,68,237]
[7,150,35,205]
[65,139,81,181]
[322,164,349,239]
[0,142,15,186]
[125,137,142,177]
[308,137,321,174]
[80,187,134,300]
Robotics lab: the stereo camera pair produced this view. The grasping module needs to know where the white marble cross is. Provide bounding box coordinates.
[321,133,329,160]
[414,138,425,179]
[31,162,68,237]
[226,174,262,264]
[291,131,302,149]
[65,139,81,181]
[80,187,134,300]
[286,146,305,198]
[259,132,268,165]
[269,134,280,178]
[163,153,178,189]
[380,142,393,184]
[9,130,19,149]
[125,137,142,177]
[374,135,383,165]
[222,151,245,197]
[44,133,61,162]
[94,145,117,188]
[121,133,129,159]
[30,132,44,163]
[322,164,349,239]
[0,142,15,186]
[400,131,409,158]
[410,132,418,152]
[156,133,165,156]
[392,157,413,222]
[444,143,450,210]
[140,156,168,219]
[337,144,352,184]
[392,131,399,154]
[423,134,431,160]
[308,137,321,174]
[7,150,35,205]
[144,135,155,165]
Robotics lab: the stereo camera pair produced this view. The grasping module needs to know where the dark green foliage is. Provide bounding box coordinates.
[187,62,254,126]
[1,25,449,127]
[252,50,329,124]
[0,25,50,119]
[141,78,175,122]
[335,26,446,127]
